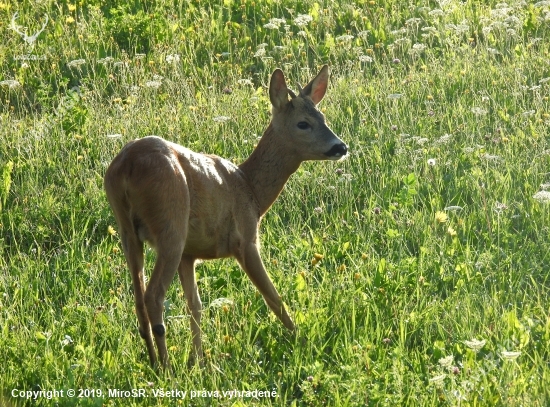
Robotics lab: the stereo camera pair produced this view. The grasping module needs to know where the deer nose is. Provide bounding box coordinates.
[324,142,348,158]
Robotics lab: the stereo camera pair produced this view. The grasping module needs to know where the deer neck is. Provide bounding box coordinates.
[239,123,301,216]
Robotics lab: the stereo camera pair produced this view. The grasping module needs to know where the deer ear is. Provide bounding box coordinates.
[269,69,289,110]
[300,65,329,105]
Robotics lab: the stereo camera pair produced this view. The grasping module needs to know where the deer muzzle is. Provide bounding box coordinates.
[324,142,348,159]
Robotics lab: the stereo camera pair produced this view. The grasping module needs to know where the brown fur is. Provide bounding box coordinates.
[104,66,347,368]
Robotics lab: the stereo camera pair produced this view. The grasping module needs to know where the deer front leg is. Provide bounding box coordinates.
[177,255,203,366]
[237,243,295,331]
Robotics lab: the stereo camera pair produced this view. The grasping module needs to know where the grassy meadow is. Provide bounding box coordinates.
[1,0,550,405]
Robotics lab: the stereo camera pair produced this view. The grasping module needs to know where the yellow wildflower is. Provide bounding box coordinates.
[435,211,448,223]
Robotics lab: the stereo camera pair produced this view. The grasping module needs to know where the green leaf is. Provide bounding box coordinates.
[342,241,350,252]
[386,228,400,238]
[294,274,306,291]
[404,173,416,186]
[103,350,114,369]
[35,331,47,341]
[0,160,13,212]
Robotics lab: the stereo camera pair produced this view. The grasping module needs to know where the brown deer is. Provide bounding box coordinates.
[104,65,347,368]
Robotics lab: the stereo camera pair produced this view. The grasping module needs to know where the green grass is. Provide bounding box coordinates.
[1,0,550,405]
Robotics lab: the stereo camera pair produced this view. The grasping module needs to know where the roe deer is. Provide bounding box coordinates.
[104,65,347,368]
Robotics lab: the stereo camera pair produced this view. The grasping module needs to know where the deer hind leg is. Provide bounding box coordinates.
[237,243,295,331]
[120,231,158,366]
[177,255,203,366]
[144,231,185,369]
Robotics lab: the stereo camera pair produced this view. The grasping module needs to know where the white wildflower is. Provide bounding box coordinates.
[422,26,438,34]
[0,79,21,89]
[428,9,445,17]
[491,8,511,19]
[359,55,373,63]
[438,355,454,367]
[455,23,470,34]
[471,107,488,115]
[427,158,436,166]
[60,335,73,347]
[539,183,550,190]
[388,93,403,99]
[237,79,253,86]
[213,116,231,123]
[533,190,550,203]
[113,61,129,68]
[393,38,412,46]
[254,48,266,57]
[293,14,313,27]
[464,338,486,351]
[409,43,427,54]
[405,17,422,26]
[500,351,521,360]
[522,110,536,116]
[505,15,521,26]
[67,59,86,68]
[391,28,408,36]
[97,57,114,65]
[269,18,286,26]
[165,54,180,64]
[336,34,354,42]
[209,298,234,308]
[494,201,508,213]
[415,137,429,145]
[481,153,500,161]
[429,374,446,384]
[436,133,453,144]
[134,53,146,60]
[263,23,278,29]
[145,80,162,89]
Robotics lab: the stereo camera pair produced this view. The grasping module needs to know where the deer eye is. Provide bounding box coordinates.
[297,121,310,130]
